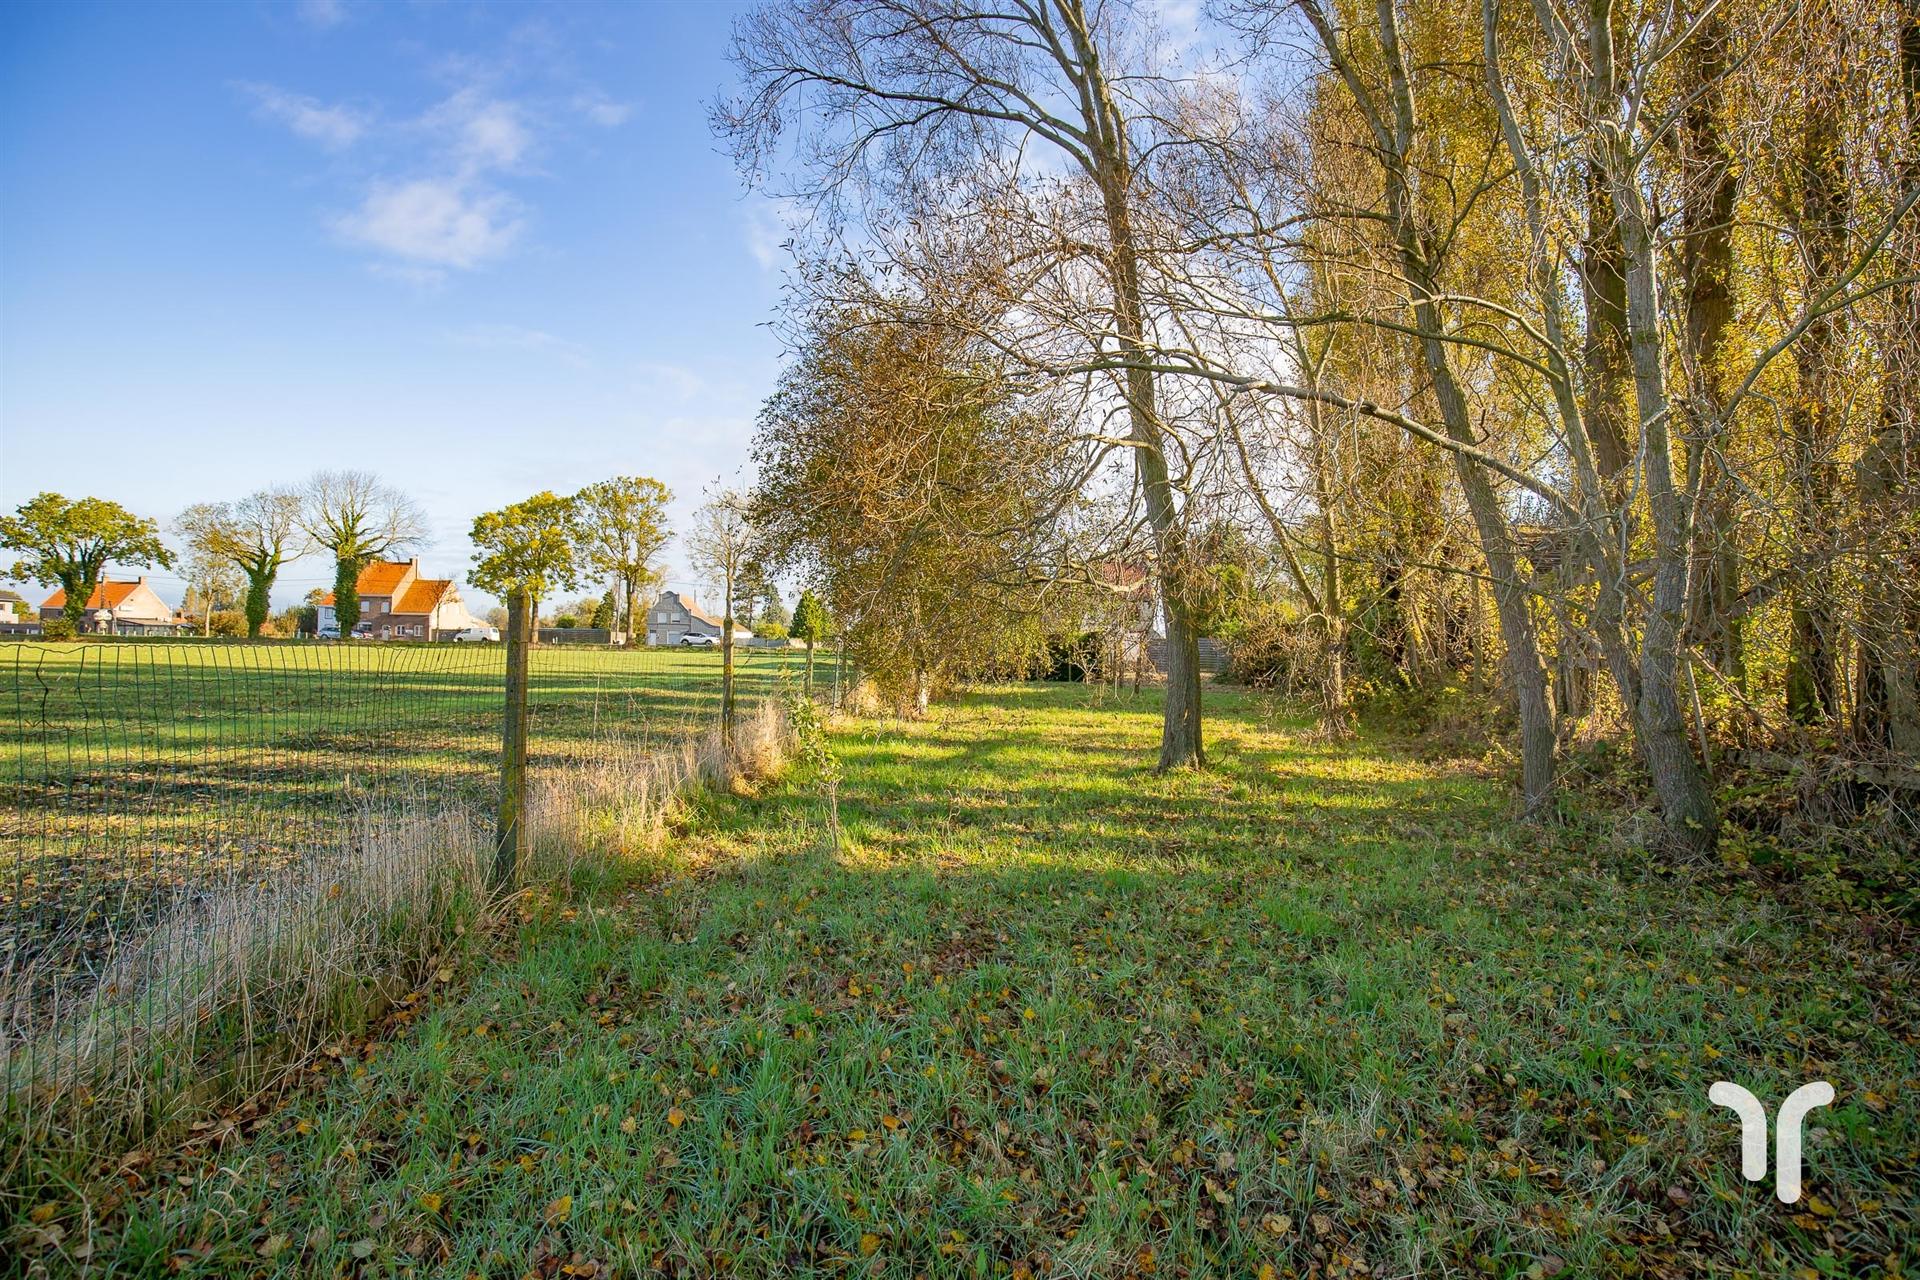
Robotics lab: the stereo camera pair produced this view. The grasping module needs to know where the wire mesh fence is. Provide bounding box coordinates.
[0,636,827,1132]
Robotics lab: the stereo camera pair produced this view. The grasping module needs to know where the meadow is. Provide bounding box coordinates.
[52,682,1919,1279]
[0,640,820,974]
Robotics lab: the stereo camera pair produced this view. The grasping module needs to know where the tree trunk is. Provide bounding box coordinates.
[1582,163,1633,483]
[1370,0,1557,814]
[1432,383,1558,815]
[1677,10,1744,688]
[1062,1,1202,770]
[333,556,361,637]
[61,568,95,633]
[1311,381,1352,735]
[1787,28,1849,724]
[1604,123,1720,852]
[244,567,272,639]
[1858,0,1920,756]
[1112,188,1203,772]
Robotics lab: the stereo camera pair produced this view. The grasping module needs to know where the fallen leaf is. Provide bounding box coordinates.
[545,1195,573,1226]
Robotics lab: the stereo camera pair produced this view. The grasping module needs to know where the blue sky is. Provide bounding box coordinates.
[0,0,791,615]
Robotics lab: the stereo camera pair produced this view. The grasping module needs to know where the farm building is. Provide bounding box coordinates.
[39,577,187,635]
[644,590,751,646]
[317,558,476,640]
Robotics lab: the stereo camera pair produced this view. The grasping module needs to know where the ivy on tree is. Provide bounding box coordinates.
[0,493,173,632]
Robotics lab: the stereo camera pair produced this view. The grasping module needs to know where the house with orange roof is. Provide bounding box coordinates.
[317,558,475,640]
[39,577,186,635]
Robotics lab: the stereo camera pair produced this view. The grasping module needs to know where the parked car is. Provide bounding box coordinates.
[679,633,719,647]
[316,624,341,640]
[452,625,500,643]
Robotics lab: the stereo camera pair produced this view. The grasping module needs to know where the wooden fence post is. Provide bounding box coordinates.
[494,587,530,894]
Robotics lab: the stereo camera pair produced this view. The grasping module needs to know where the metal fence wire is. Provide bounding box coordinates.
[0,637,828,1130]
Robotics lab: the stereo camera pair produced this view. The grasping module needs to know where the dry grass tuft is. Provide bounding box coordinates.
[0,699,794,1198]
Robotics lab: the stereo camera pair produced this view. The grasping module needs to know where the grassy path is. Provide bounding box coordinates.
[52,685,1918,1278]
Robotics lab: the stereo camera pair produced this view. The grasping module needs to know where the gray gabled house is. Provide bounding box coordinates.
[644,590,750,646]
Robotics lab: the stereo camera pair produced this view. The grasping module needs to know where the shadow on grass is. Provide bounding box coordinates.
[67,681,1920,1280]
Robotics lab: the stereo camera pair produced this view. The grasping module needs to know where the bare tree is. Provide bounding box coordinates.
[686,487,755,726]
[1173,0,1920,849]
[300,470,425,637]
[718,0,1214,769]
[176,489,306,638]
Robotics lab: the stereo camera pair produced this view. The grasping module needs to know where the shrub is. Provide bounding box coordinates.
[1037,631,1103,682]
[555,614,580,630]
[753,620,789,640]
[40,617,75,641]
[209,610,246,637]
[1222,605,1315,690]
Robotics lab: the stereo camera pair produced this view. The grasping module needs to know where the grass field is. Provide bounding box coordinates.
[48,683,1917,1278]
[0,639,821,973]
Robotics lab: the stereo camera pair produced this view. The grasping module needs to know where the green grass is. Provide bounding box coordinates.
[29,683,1918,1278]
[0,638,817,967]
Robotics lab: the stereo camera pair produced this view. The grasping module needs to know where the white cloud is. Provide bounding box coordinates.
[744,198,800,271]
[323,91,537,275]
[240,83,367,151]
[447,324,588,365]
[297,0,346,30]
[449,323,567,350]
[335,178,522,269]
[573,92,632,127]
[634,362,703,402]
[423,89,532,173]
[243,43,590,280]
[368,262,450,290]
